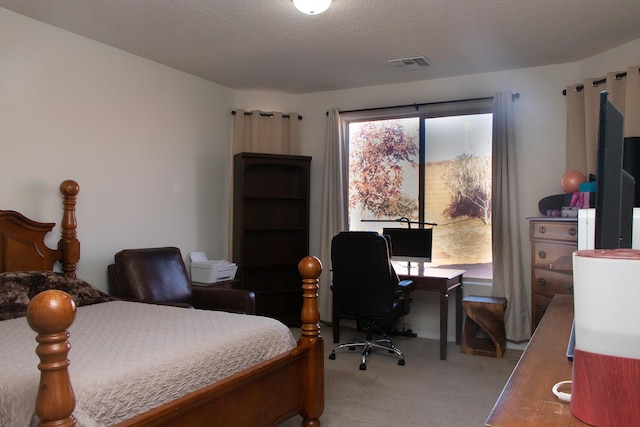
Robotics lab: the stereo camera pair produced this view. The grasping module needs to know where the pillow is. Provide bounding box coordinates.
[0,271,116,321]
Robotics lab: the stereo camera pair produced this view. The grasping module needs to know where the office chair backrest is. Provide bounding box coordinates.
[111,247,193,304]
[331,231,398,318]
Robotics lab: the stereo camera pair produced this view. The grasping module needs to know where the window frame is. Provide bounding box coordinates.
[340,97,494,278]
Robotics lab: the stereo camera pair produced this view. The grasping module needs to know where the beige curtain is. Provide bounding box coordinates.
[491,91,529,342]
[318,108,349,322]
[231,109,301,155]
[566,65,640,175]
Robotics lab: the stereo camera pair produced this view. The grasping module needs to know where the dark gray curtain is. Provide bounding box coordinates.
[491,91,529,342]
[318,108,349,322]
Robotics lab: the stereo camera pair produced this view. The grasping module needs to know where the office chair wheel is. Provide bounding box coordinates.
[329,353,336,360]
[359,363,367,370]
[398,359,405,366]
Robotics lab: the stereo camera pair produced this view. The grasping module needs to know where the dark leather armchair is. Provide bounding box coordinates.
[329,231,415,370]
[108,247,255,314]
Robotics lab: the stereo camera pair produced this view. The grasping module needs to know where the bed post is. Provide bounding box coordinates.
[297,256,324,427]
[27,290,77,427]
[58,180,80,277]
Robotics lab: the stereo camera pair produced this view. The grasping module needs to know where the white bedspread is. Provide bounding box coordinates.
[0,301,297,426]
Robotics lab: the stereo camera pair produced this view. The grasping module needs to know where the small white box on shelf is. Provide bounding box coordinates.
[189,251,237,283]
[561,206,579,218]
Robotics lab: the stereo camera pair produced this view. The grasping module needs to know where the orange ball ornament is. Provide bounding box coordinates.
[560,170,586,193]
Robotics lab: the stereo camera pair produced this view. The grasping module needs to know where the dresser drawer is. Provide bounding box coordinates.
[532,293,553,328]
[530,220,578,243]
[532,268,574,298]
[532,241,575,271]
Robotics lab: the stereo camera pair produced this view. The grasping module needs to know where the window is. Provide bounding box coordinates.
[344,99,493,280]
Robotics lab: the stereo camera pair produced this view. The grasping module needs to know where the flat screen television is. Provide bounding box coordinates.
[594,91,635,249]
[382,227,433,263]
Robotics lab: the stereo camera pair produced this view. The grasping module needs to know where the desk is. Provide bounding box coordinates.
[394,263,465,360]
[485,294,587,426]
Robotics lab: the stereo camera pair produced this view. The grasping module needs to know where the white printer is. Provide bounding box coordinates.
[189,251,238,284]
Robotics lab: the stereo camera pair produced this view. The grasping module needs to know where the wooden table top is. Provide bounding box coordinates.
[485,294,588,426]
[391,262,465,280]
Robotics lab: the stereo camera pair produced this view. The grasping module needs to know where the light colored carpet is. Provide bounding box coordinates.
[280,324,521,427]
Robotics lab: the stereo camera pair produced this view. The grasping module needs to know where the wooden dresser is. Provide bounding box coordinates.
[528,217,577,332]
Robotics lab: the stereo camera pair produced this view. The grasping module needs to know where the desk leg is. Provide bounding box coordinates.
[439,291,448,360]
[455,283,463,345]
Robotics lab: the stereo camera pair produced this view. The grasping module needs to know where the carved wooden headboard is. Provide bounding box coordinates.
[0,180,80,276]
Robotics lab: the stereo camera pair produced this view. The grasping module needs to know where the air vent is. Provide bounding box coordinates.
[387,56,431,70]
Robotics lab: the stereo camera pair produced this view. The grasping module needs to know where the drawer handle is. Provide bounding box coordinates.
[537,277,547,286]
[567,285,574,294]
[568,227,577,236]
[536,304,547,314]
[538,250,547,259]
[538,226,546,234]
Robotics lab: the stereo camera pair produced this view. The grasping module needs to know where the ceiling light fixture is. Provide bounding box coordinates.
[292,0,332,15]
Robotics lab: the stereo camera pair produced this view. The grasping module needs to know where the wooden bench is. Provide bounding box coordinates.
[461,296,507,358]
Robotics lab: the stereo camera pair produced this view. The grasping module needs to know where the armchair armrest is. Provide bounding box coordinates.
[140,300,194,309]
[108,263,194,308]
[191,286,256,314]
[115,296,194,309]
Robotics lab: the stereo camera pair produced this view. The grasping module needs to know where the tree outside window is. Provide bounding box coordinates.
[348,113,493,280]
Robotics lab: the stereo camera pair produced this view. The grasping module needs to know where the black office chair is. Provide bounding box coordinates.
[329,231,415,370]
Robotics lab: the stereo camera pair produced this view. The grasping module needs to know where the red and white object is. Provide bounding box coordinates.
[571,249,640,426]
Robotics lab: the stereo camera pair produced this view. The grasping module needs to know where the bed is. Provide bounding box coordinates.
[0,180,324,427]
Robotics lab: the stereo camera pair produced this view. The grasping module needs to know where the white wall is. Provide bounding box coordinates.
[2,6,639,340]
[237,39,639,266]
[579,39,640,77]
[233,41,640,340]
[293,64,580,339]
[1,8,235,291]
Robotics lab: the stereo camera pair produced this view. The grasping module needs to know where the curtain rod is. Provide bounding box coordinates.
[328,93,519,116]
[562,70,636,95]
[231,110,302,120]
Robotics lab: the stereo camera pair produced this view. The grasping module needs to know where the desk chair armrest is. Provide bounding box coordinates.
[192,286,256,315]
[397,279,415,294]
[395,279,414,316]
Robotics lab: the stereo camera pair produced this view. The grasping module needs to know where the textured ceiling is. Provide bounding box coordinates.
[2,0,640,94]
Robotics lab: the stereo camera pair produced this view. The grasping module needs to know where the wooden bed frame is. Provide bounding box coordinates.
[1,180,324,427]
